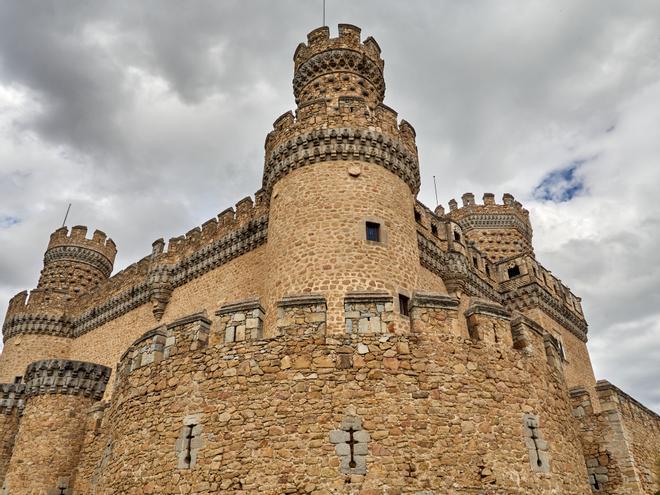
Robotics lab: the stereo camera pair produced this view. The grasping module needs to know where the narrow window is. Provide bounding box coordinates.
[184,424,195,467]
[472,256,478,268]
[507,265,521,278]
[365,222,380,242]
[399,294,410,317]
[453,231,461,242]
[414,210,422,223]
[431,224,438,236]
[13,376,22,384]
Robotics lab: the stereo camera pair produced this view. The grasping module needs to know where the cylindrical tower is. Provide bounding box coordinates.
[37,225,116,295]
[3,359,110,495]
[445,192,533,261]
[0,226,116,383]
[263,25,421,334]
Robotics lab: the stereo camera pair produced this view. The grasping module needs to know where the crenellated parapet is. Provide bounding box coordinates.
[263,25,419,197]
[441,193,533,261]
[23,359,111,400]
[38,225,117,294]
[293,24,384,107]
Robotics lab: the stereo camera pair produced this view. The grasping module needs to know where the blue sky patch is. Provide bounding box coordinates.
[533,160,587,202]
[0,216,20,228]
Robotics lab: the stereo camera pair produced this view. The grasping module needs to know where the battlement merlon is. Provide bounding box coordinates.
[47,225,117,265]
[293,25,385,107]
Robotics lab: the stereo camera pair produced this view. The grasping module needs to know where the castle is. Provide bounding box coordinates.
[0,24,658,495]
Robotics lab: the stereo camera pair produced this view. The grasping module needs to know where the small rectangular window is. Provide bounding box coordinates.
[414,210,422,223]
[453,231,461,242]
[399,294,410,317]
[431,224,438,236]
[13,376,22,384]
[366,222,380,242]
[507,265,521,278]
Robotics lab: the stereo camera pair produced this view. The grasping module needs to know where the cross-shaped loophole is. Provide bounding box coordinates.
[347,427,357,468]
[184,425,195,466]
[527,420,542,467]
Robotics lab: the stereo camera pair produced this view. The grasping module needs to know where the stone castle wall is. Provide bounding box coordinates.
[69,300,592,494]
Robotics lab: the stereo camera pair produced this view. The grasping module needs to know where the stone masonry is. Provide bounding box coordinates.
[0,23,658,495]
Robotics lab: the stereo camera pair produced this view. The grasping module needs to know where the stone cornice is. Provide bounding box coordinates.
[277,294,327,308]
[293,48,385,101]
[465,299,512,320]
[344,292,393,304]
[0,383,25,415]
[453,212,532,238]
[24,359,111,400]
[263,128,420,194]
[170,215,268,286]
[44,244,114,277]
[2,313,72,343]
[502,283,588,342]
[410,293,459,310]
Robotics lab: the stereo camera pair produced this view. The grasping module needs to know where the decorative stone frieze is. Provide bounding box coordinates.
[276,295,326,336]
[23,360,111,400]
[0,383,25,415]
[170,216,268,286]
[263,128,420,195]
[344,292,394,335]
[293,49,385,101]
[43,245,114,278]
[503,284,588,342]
[2,313,72,342]
[69,217,267,337]
[216,299,265,343]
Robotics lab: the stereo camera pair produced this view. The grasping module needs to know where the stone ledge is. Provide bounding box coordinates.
[511,314,545,336]
[465,299,511,320]
[411,292,459,310]
[277,294,327,308]
[344,292,393,304]
[24,359,111,400]
[216,299,264,316]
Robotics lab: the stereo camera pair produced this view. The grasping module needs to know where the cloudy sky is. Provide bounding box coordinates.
[0,1,658,411]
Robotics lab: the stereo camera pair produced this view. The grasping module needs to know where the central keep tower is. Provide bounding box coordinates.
[263,25,422,333]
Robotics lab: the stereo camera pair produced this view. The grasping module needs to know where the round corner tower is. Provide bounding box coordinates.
[38,225,117,296]
[0,226,116,383]
[263,24,421,334]
[444,192,534,261]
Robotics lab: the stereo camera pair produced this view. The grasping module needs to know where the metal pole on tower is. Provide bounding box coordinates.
[433,176,439,206]
[61,203,72,227]
[323,0,326,26]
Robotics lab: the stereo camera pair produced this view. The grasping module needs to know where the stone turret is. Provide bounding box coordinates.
[37,225,117,296]
[0,225,116,383]
[443,192,533,261]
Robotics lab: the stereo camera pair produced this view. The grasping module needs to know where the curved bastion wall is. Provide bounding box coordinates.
[69,297,591,494]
